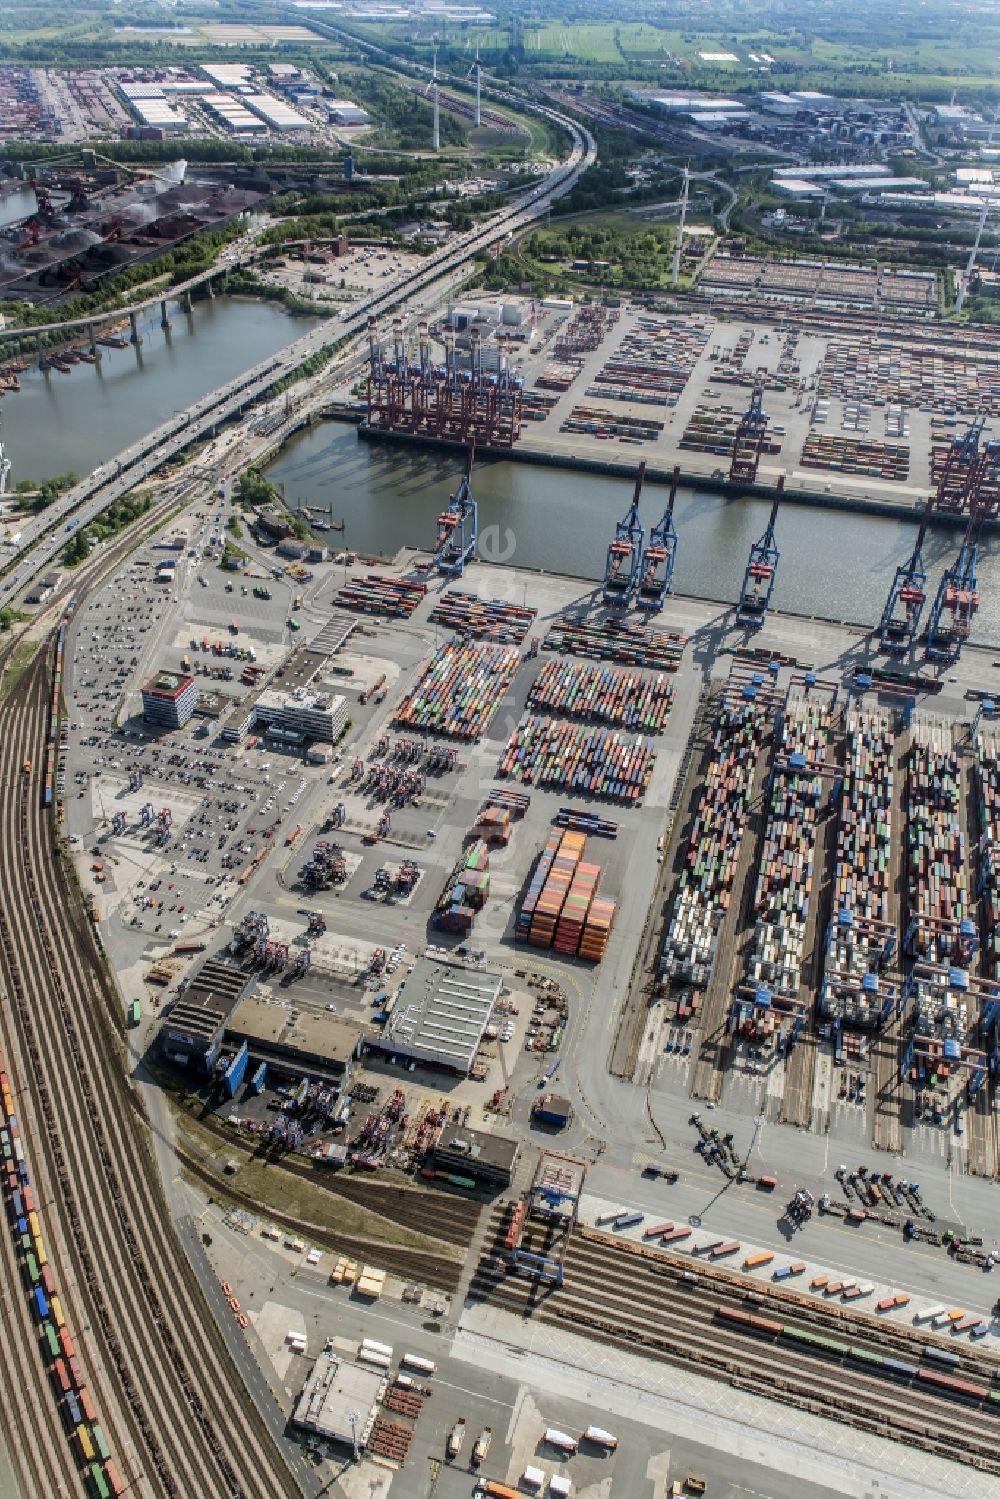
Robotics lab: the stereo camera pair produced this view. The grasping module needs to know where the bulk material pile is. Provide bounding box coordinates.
[497,715,655,804]
[545,617,686,672]
[516,827,616,961]
[976,730,1000,976]
[528,660,674,732]
[335,573,427,618]
[428,591,536,644]
[741,697,832,1007]
[395,641,518,740]
[906,722,969,965]
[820,709,897,1027]
[659,698,768,988]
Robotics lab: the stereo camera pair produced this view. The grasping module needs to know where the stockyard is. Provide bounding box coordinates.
[4,457,1000,1499]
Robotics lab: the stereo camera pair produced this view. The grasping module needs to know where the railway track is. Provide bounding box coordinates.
[472,1209,1000,1475]
[177,1148,466,1293]
[174,1104,483,1248]
[0,651,300,1499]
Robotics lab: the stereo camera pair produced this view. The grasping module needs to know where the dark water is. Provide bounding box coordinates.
[267,420,1000,646]
[0,185,37,228]
[2,298,321,485]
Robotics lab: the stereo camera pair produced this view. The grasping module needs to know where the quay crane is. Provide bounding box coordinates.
[602,465,645,608]
[925,503,982,663]
[728,378,769,487]
[434,445,478,577]
[735,477,783,629]
[636,465,679,612]
[878,491,933,654]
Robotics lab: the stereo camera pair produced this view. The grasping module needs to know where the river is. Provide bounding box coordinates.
[1,298,322,485]
[267,420,1000,647]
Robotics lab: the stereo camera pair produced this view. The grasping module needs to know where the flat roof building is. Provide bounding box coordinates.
[433,1123,519,1188]
[322,99,370,125]
[293,1354,383,1449]
[375,957,502,1075]
[225,994,361,1084]
[141,670,198,729]
[243,93,311,130]
[158,958,247,1068]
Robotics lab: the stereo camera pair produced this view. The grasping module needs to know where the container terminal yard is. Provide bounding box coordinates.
[0,422,998,1499]
[0,148,999,1492]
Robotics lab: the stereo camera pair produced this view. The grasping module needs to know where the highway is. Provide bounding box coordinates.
[0,105,594,614]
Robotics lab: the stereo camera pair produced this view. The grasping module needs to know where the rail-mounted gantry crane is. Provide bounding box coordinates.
[878,490,933,654]
[728,377,770,486]
[602,466,645,608]
[636,465,679,612]
[931,419,985,516]
[434,445,478,577]
[925,502,982,663]
[736,476,783,628]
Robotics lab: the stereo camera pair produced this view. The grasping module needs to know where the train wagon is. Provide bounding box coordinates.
[77,1424,96,1462]
[104,1460,125,1497]
[92,1423,111,1463]
[52,1357,71,1396]
[80,1388,98,1424]
[33,1286,49,1321]
[50,1294,65,1330]
[88,1463,111,1499]
[65,1390,82,1428]
[43,1322,60,1359]
[25,1251,39,1286]
[41,1264,56,1297]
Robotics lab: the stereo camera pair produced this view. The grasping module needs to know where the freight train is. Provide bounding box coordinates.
[716,1305,1000,1407]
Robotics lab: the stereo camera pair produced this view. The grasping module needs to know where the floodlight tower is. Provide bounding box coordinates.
[955,200,991,315]
[671,165,690,288]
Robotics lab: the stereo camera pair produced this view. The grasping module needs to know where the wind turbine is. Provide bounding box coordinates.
[671,164,690,287]
[467,45,482,128]
[425,47,441,152]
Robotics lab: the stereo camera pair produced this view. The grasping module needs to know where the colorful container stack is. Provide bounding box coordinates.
[395,641,518,740]
[434,839,491,933]
[742,698,831,1004]
[906,723,969,964]
[528,659,673,732]
[475,804,513,844]
[497,715,655,804]
[819,710,897,1028]
[516,828,616,962]
[589,315,710,407]
[660,698,768,987]
[428,591,536,645]
[545,617,685,673]
[335,573,427,618]
[976,730,1000,976]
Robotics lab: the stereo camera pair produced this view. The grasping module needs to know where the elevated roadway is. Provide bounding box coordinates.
[0,107,594,613]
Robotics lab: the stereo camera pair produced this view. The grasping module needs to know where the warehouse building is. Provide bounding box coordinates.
[158,959,247,1069]
[432,1123,519,1188]
[373,957,502,1075]
[293,1354,383,1449]
[243,93,311,130]
[141,670,198,729]
[321,99,371,126]
[224,994,362,1086]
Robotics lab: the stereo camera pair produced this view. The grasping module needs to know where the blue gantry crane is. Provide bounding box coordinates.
[736,477,783,628]
[636,465,679,612]
[728,377,769,486]
[602,465,645,607]
[878,490,933,654]
[925,503,982,663]
[434,444,478,576]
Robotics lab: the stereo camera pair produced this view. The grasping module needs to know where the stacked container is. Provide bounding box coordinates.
[334,573,427,618]
[977,730,1000,976]
[428,591,536,645]
[497,716,655,804]
[906,722,969,964]
[546,617,685,673]
[516,830,616,962]
[395,641,518,740]
[742,696,832,1003]
[529,659,673,732]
